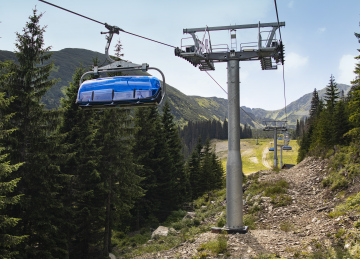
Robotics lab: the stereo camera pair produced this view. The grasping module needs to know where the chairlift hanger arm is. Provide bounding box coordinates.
[183,22,285,34]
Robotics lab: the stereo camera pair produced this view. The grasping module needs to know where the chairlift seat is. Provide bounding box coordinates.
[283,146,292,150]
[269,147,274,151]
[76,76,162,108]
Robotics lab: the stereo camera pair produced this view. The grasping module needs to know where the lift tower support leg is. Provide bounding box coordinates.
[274,128,278,168]
[225,59,248,234]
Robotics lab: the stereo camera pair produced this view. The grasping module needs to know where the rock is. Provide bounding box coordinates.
[317,206,328,212]
[151,226,170,239]
[183,212,196,220]
[261,197,271,201]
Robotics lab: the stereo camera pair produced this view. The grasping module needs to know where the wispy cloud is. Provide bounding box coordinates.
[288,0,294,8]
[318,27,326,33]
[338,54,357,84]
[285,52,309,71]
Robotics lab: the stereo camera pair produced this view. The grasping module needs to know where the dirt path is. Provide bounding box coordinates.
[130,157,360,258]
[262,146,271,169]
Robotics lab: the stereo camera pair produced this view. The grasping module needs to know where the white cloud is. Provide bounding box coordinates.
[284,52,309,71]
[338,54,357,84]
[288,0,294,8]
[318,27,326,33]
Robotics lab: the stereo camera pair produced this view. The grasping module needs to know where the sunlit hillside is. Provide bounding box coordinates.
[211,138,299,174]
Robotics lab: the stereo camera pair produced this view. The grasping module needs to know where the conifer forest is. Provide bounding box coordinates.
[1,6,360,259]
[0,10,225,258]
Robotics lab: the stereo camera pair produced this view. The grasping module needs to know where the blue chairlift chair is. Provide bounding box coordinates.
[76,24,165,109]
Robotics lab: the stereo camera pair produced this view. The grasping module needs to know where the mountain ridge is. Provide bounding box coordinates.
[0,48,350,127]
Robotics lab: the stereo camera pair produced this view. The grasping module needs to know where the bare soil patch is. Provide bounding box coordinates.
[128,157,359,258]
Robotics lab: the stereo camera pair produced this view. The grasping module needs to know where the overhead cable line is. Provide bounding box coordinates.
[204,72,263,129]
[274,0,288,122]
[205,71,227,95]
[38,0,176,49]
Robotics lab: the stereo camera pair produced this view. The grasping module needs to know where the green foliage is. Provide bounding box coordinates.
[132,104,187,227]
[0,10,69,258]
[163,210,187,227]
[329,192,360,218]
[186,138,225,200]
[0,90,26,257]
[320,145,360,192]
[161,101,188,207]
[271,194,292,208]
[197,234,227,255]
[245,178,289,200]
[264,179,288,196]
[243,214,257,230]
[354,221,360,229]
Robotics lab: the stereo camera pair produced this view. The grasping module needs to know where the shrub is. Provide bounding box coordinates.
[163,210,187,226]
[271,194,292,207]
[197,234,227,255]
[280,221,293,232]
[329,192,360,218]
[243,214,256,230]
[354,221,360,229]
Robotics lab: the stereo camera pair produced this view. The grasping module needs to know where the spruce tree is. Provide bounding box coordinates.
[59,67,105,258]
[0,10,68,258]
[132,107,165,226]
[161,101,188,206]
[95,108,142,255]
[324,75,340,112]
[346,28,360,142]
[0,78,26,258]
[187,138,203,199]
[333,100,349,145]
[309,88,319,124]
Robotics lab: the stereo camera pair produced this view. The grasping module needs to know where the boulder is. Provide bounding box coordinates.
[151,226,170,239]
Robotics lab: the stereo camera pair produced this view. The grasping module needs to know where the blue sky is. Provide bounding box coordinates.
[1,0,360,110]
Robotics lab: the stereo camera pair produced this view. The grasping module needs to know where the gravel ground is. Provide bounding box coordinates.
[126,157,359,258]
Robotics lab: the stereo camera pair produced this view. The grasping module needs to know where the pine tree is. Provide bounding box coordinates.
[59,67,105,258]
[161,101,188,206]
[346,28,360,141]
[324,75,340,112]
[132,106,168,227]
[186,138,224,199]
[95,108,142,256]
[333,100,349,145]
[0,10,68,258]
[0,77,26,258]
[309,88,319,123]
[187,138,203,199]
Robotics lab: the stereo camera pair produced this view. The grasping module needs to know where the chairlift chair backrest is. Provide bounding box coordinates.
[76,75,163,108]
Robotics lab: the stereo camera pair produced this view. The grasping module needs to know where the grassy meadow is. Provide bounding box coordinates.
[211,138,299,175]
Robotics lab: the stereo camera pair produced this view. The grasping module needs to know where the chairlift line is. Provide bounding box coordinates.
[38,0,176,49]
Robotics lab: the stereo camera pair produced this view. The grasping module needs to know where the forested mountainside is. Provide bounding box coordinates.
[0,48,350,127]
[244,83,351,126]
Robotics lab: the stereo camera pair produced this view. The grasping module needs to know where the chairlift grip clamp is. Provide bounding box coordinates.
[141,63,149,72]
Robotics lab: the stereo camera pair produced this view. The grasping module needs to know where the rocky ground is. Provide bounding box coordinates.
[123,157,359,258]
